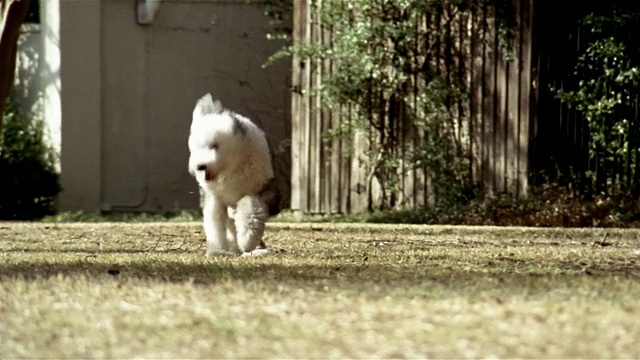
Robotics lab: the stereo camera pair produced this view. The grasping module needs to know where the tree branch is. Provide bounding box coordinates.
[0,0,29,133]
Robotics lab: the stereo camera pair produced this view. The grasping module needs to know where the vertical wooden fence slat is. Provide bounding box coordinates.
[470,7,482,187]
[495,13,507,194]
[317,5,331,214]
[290,0,306,213]
[401,100,413,209]
[506,0,521,196]
[398,18,415,209]
[458,12,471,188]
[317,0,332,213]
[301,0,313,212]
[316,0,333,214]
[307,0,319,213]
[326,24,341,214]
[455,10,465,148]
[518,0,533,197]
[413,15,426,208]
[342,104,353,213]
[424,13,433,206]
[482,5,496,197]
[428,10,443,205]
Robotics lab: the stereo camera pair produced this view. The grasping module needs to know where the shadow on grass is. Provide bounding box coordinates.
[0,248,199,255]
[0,255,637,299]
[0,258,428,283]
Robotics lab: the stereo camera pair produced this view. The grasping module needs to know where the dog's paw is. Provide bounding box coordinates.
[241,247,270,257]
[206,249,239,257]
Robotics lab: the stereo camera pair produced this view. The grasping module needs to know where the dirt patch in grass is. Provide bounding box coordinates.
[1,222,639,358]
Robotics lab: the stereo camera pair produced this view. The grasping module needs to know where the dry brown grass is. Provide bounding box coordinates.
[1,222,639,358]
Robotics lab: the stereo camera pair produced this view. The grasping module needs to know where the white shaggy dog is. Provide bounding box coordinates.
[188,93,280,256]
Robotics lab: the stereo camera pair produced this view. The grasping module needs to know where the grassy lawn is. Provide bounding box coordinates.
[1,222,639,358]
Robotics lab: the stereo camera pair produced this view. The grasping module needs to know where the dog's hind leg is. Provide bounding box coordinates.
[234,195,269,254]
[202,194,237,256]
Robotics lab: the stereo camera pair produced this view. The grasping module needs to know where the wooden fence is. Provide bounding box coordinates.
[290,0,535,214]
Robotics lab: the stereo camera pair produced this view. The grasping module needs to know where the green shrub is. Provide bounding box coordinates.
[554,2,640,195]
[0,98,60,220]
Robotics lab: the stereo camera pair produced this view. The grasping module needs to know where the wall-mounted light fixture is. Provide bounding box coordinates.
[136,0,161,25]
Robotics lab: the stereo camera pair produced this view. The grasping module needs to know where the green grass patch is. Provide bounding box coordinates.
[1,222,639,358]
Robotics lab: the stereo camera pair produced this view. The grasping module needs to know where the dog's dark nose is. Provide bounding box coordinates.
[196,164,207,171]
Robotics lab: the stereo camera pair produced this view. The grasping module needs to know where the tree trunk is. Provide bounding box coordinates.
[0,0,29,134]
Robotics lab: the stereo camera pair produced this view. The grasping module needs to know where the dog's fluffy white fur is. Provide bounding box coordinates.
[188,93,279,256]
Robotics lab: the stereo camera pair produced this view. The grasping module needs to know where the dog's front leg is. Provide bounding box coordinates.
[202,195,237,256]
[234,195,269,255]
[225,207,240,253]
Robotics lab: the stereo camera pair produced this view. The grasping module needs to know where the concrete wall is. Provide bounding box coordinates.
[59,0,102,211]
[15,0,291,213]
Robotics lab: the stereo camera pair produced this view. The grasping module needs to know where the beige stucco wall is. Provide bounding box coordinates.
[55,0,291,212]
[59,0,102,211]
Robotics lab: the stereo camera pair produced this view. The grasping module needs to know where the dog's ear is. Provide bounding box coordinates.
[195,93,224,116]
[231,114,247,136]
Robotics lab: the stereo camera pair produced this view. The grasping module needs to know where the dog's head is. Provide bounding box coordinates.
[188,93,247,183]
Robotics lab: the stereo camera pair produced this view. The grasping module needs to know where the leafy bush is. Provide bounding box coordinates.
[0,98,60,219]
[554,3,640,195]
